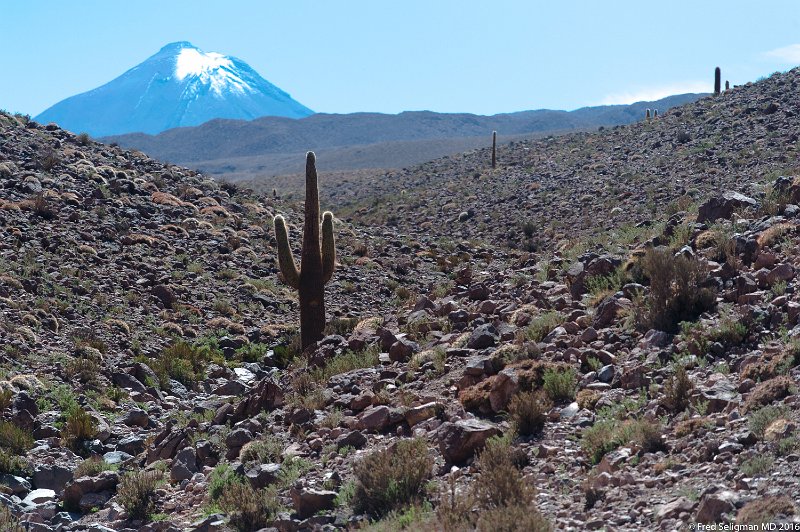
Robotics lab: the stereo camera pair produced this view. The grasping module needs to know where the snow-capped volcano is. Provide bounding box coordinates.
[35,41,313,136]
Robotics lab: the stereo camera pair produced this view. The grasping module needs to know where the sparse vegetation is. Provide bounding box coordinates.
[352,438,433,518]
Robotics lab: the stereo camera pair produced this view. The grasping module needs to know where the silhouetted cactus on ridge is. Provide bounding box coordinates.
[714,67,721,95]
[273,152,336,349]
[491,131,497,168]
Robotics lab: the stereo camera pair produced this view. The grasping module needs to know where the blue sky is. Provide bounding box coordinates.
[3,1,800,116]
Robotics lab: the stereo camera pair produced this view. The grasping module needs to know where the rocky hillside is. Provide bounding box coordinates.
[0,69,799,531]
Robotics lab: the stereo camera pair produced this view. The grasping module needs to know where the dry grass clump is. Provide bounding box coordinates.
[508,391,551,436]
[741,343,800,382]
[744,376,796,412]
[436,437,552,532]
[217,483,281,532]
[661,365,693,413]
[117,470,162,520]
[352,438,433,518]
[737,495,796,525]
[635,248,716,333]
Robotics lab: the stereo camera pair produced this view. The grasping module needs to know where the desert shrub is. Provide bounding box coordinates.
[524,311,563,342]
[76,132,91,146]
[218,483,281,532]
[661,365,693,413]
[0,421,34,455]
[0,389,12,412]
[0,504,23,532]
[674,417,712,438]
[576,389,601,410]
[38,149,60,171]
[75,456,117,478]
[61,407,98,453]
[637,248,716,333]
[437,437,552,531]
[475,502,553,532]
[744,376,796,412]
[581,420,618,464]
[311,345,380,382]
[472,437,531,508]
[748,405,789,438]
[737,495,796,525]
[740,454,774,477]
[620,418,665,453]
[0,449,31,476]
[742,342,800,382]
[117,470,162,520]
[66,357,100,385]
[542,366,577,402]
[235,343,269,363]
[581,416,664,464]
[353,438,432,518]
[240,437,284,465]
[508,391,550,437]
[149,340,211,390]
[208,463,243,501]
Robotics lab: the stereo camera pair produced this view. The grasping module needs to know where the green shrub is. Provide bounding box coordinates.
[542,367,577,402]
[61,407,97,453]
[748,405,789,438]
[0,449,31,476]
[524,311,563,342]
[75,456,117,478]
[740,454,774,477]
[235,343,269,363]
[117,470,162,521]
[240,437,284,465]
[353,438,433,517]
[0,421,34,455]
[0,389,12,412]
[208,463,243,501]
[149,341,212,390]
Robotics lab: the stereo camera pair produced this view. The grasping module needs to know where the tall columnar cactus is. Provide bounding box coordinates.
[725,80,730,91]
[646,108,651,120]
[273,152,336,350]
[653,109,659,118]
[714,67,721,95]
[491,131,497,169]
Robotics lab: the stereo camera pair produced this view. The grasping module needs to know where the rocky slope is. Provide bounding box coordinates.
[0,69,799,531]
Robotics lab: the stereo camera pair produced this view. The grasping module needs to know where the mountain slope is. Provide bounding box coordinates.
[102,93,702,177]
[35,41,313,137]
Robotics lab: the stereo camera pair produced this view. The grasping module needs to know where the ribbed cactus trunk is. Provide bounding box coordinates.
[725,80,730,91]
[714,67,721,95]
[491,131,497,168]
[274,152,336,350]
[646,108,651,120]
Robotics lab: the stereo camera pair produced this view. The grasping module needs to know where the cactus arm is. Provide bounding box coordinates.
[322,211,336,284]
[274,215,300,290]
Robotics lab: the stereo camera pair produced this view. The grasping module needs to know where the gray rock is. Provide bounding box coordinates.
[697,191,757,223]
[245,463,281,489]
[290,487,337,519]
[467,324,498,349]
[438,418,501,464]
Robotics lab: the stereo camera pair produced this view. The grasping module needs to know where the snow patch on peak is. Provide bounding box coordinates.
[175,48,253,96]
[175,48,230,79]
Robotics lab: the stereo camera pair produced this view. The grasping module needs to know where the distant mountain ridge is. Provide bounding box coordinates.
[103,93,704,177]
[35,41,312,137]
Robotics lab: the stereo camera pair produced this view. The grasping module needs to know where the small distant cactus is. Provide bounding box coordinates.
[714,67,721,95]
[653,109,658,118]
[646,108,651,120]
[491,131,497,168]
[274,152,336,349]
[725,80,730,91]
